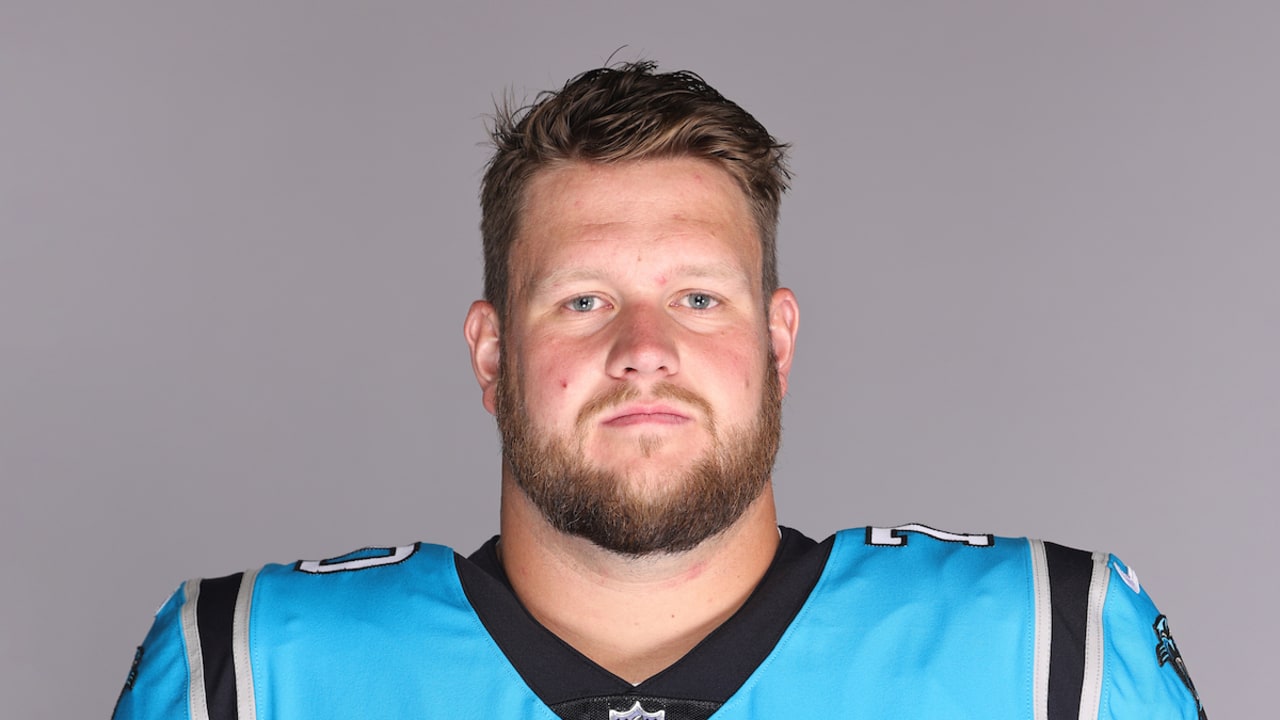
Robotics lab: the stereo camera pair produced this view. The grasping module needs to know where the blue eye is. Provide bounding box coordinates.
[566,296,600,312]
[683,293,718,310]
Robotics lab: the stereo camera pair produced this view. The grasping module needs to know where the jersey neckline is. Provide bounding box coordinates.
[454,526,833,717]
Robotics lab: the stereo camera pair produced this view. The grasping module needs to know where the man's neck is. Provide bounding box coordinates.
[496,476,781,684]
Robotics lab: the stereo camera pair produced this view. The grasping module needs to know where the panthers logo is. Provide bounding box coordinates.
[1153,615,1207,719]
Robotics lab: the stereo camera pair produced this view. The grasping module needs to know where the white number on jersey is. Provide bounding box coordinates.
[867,523,994,547]
[296,544,418,574]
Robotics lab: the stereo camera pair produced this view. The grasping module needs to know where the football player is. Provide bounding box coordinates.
[113,61,1206,720]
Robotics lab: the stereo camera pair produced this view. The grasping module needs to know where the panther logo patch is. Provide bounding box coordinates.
[1153,615,1207,719]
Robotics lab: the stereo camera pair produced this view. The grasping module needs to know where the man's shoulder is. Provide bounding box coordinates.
[797,524,1205,718]
[821,523,1142,602]
[282,541,447,577]
[826,522,1118,562]
[167,541,463,619]
[813,523,1163,635]
[824,522,1039,569]
[825,523,1155,599]
[168,541,476,656]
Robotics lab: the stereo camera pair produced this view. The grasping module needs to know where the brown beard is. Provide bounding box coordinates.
[496,354,782,556]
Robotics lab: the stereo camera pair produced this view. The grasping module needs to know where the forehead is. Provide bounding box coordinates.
[511,158,761,292]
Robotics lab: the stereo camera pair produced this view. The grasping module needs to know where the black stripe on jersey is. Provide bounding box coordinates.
[196,573,244,720]
[1044,542,1094,720]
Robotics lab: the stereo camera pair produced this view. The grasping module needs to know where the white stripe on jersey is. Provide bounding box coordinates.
[180,579,211,720]
[233,568,259,720]
[1030,539,1052,720]
[1078,553,1111,720]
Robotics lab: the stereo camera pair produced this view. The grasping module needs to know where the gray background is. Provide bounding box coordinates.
[3,2,1275,717]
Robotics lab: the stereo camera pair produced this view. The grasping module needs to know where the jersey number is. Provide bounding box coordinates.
[296,544,418,574]
[866,523,993,547]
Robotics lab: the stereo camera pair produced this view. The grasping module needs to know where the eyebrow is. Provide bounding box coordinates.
[531,262,751,295]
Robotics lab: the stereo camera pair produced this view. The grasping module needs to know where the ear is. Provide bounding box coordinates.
[464,300,502,415]
[767,288,799,396]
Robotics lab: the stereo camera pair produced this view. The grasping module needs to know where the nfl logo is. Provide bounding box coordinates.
[608,700,665,720]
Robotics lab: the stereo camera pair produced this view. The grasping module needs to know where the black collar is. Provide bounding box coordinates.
[456,527,833,717]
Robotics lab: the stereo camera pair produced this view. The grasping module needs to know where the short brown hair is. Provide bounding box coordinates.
[480,61,791,322]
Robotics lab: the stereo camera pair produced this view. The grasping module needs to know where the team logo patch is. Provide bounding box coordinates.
[609,700,665,720]
[1153,615,1207,719]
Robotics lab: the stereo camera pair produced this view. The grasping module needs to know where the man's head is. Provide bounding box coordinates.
[480,61,791,325]
[466,63,798,556]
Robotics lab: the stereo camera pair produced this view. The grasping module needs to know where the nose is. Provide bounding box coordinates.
[605,304,679,380]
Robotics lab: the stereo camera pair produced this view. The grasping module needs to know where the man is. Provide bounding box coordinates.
[113,62,1206,719]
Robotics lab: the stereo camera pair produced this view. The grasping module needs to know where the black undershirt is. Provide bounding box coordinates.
[456,527,833,720]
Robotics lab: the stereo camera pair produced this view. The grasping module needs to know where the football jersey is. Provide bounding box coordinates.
[112,525,1206,719]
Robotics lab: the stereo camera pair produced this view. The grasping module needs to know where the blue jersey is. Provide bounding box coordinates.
[112,525,1205,719]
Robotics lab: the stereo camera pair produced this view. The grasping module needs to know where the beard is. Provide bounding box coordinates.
[496,356,783,556]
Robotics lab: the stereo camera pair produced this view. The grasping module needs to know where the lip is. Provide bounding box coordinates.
[601,404,691,426]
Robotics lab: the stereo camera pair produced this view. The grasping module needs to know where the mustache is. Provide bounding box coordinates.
[576,382,714,428]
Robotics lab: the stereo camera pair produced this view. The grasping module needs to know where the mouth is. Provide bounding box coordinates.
[600,404,692,427]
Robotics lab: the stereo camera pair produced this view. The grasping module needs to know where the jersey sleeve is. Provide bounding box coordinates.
[1097,555,1207,720]
[111,583,193,720]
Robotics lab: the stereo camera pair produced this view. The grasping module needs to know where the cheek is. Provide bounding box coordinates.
[530,356,576,393]
[521,348,586,421]
[697,331,771,406]
[695,343,755,385]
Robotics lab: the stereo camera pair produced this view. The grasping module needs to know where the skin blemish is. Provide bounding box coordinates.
[680,561,707,583]
[559,378,569,389]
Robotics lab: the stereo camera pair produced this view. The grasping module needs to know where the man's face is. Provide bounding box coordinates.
[475,158,797,555]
